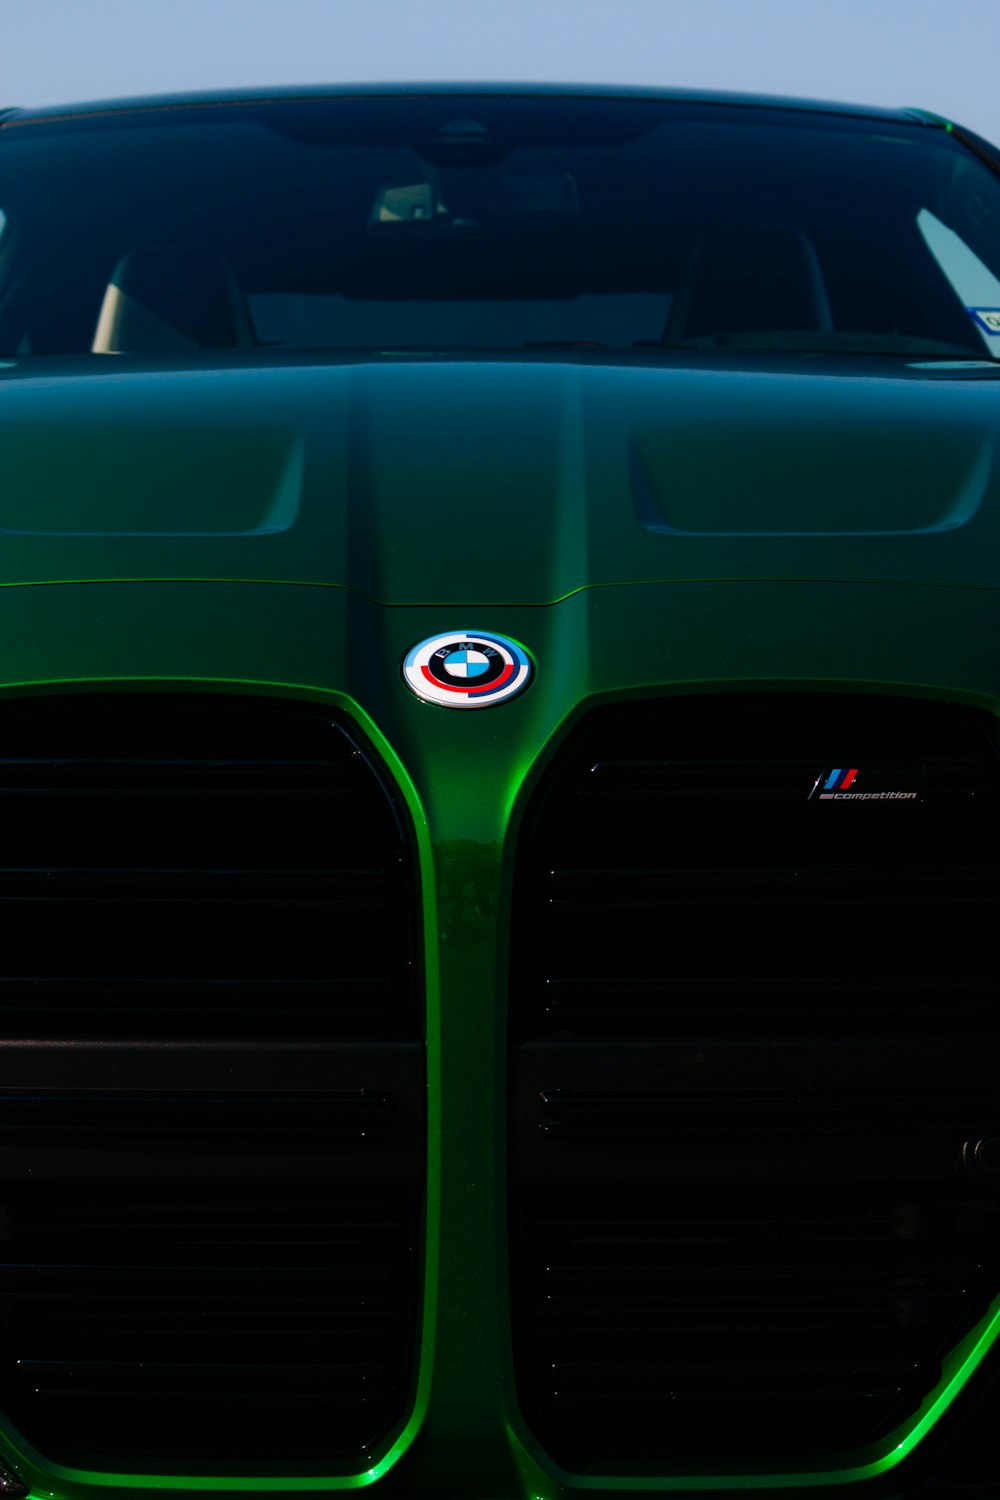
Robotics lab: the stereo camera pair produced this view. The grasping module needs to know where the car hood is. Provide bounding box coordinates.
[0,354,998,602]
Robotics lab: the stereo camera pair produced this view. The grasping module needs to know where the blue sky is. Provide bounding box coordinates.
[3,0,999,142]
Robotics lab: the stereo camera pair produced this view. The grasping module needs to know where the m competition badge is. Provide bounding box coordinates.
[809,765,924,801]
[403,632,531,708]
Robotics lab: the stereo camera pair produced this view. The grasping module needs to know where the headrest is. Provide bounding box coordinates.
[92,247,254,354]
[665,223,833,345]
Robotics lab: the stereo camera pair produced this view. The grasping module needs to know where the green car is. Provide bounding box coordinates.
[1,82,1000,1500]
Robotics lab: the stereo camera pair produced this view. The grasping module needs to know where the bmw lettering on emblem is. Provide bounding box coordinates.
[403,631,531,708]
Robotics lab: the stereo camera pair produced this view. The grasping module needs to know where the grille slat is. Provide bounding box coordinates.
[0,1088,399,1139]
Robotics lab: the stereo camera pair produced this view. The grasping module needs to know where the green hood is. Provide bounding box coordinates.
[0,354,997,601]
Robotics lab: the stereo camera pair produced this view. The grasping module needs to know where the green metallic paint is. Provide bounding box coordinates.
[1,357,1000,602]
[903,108,954,130]
[0,336,998,1495]
[0,560,995,1493]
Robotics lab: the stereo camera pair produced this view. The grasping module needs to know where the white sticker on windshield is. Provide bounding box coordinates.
[969,308,1000,336]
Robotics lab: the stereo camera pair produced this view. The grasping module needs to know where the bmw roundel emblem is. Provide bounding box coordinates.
[402,631,532,708]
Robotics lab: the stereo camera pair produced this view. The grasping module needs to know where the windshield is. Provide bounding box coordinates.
[2,94,1000,360]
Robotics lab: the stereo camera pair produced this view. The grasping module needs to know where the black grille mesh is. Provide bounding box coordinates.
[0,695,422,1471]
[0,695,417,1037]
[0,1183,417,1466]
[511,697,1000,1469]
[514,697,1000,1039]
[516,1185,1000,1461]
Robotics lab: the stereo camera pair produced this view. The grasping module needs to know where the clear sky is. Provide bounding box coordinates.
[3,0,999,142]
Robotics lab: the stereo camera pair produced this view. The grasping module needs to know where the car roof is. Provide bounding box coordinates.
[0,82,944,130]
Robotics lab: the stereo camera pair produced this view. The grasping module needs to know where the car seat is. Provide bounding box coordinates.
[92,246,254,354]
[664,222,833,344]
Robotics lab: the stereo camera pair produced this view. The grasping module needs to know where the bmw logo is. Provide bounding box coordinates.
[402,631,532,708]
